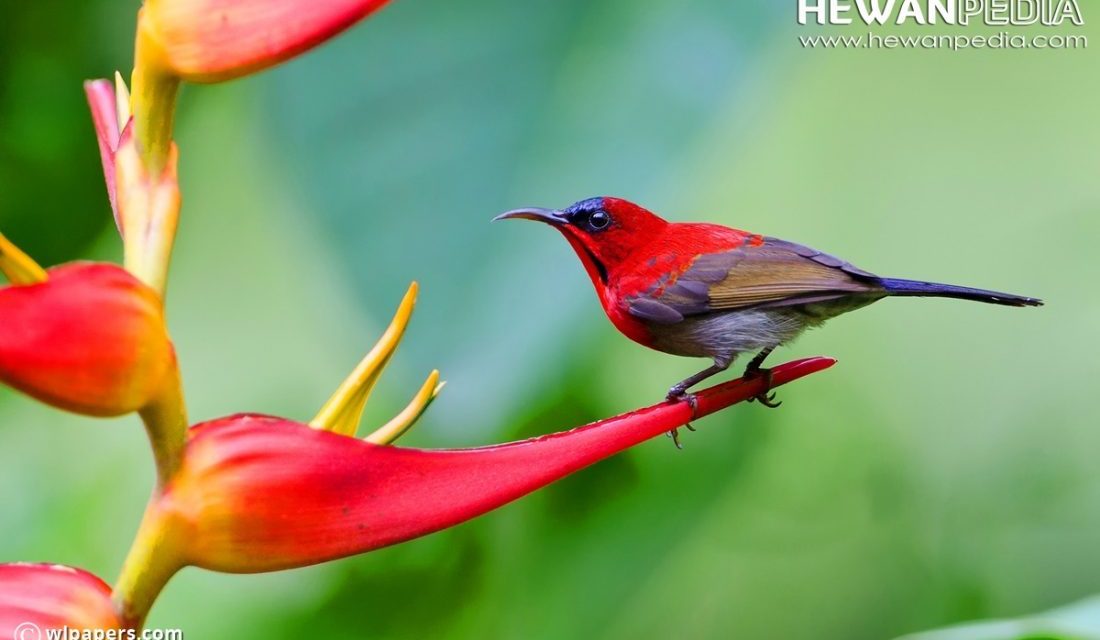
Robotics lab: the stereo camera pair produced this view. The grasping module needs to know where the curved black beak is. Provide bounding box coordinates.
[492,207,569,225]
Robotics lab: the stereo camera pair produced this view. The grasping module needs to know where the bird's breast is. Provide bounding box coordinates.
[604,295,656,348]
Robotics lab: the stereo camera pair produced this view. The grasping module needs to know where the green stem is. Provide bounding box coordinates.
[138,362,188,489]
[111,11,189,629]
[130,18,180,177]
[112,499,186,628]
[113,363,189,625]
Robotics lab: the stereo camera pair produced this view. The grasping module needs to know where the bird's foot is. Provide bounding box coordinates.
[666,386,699,415]
[753,392,782,408]
[665,387,699,449]
[744,367,782,408]
[665,423,697,450]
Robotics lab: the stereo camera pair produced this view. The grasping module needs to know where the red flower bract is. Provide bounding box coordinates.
[162,357,834,573]
[0,564,123,636]
[140,0,393,82]
[83,79,124,230]
[0,263,174,416]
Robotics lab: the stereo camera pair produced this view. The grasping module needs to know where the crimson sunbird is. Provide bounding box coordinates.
[495,196,1042,435]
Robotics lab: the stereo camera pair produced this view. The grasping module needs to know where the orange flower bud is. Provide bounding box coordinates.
[0,564,123,635]
[0,263,174,416]
[139,0,392,83]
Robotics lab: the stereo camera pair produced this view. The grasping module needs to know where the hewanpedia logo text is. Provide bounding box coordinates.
[797,0,1083,26]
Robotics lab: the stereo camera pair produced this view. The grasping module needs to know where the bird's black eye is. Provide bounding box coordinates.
[587,210,611,231]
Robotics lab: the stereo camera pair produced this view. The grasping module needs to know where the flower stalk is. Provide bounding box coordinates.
[130,15,180,177]
[138,363,189,488]
[111,500,187,628]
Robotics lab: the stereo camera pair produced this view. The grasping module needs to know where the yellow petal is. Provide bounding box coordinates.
[364,371,443,445]
[0,231,48,285]
[310,282,418,437]
[114,70,132,130]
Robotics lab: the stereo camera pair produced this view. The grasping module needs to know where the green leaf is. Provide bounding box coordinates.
[901,596,1100,640]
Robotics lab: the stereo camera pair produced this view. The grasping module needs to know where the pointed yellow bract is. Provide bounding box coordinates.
[310,282,419,437]
[114,71,132,130]
[365,371,444,445]
[0,231,48,285]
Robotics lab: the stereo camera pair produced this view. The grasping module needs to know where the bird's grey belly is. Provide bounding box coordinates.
[644,295,883,360]
[644,309,807,358]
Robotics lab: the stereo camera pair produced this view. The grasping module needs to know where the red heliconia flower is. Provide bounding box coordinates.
[155,357,833,573]
[0,564,123,637]
[138,0,393,83]
[0,263,175,416]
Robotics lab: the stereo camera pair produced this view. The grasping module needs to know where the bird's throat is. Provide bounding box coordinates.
[562,233,608,285]
[579,244,608,284]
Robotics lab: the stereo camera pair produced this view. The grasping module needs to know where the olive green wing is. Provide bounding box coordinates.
[626,238,883,324]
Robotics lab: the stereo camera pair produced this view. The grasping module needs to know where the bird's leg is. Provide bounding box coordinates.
[743,346,773,378]
[665,357,731,448]
[743,346,781,408]
[666,358,732,405]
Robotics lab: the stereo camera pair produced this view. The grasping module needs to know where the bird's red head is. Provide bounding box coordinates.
[494,197,668,287]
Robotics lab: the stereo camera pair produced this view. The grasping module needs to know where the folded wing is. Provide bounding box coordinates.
[626,238,883,324]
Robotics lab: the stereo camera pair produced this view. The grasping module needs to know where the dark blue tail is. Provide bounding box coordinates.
[878,278,1043,307]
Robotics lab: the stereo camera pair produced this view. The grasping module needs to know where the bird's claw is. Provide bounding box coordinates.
[752,392,782,408]
[744,367,782,409]
[666,388,698,416]
[665,389,698,449]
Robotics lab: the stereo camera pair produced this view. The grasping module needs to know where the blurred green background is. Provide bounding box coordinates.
[1,1,1098,638]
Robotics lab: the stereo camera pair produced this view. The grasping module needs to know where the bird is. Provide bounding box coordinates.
[494,196,1042,446]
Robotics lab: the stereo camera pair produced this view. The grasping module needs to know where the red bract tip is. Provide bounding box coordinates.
[0,263,174,416]
[163,357,834,573]
[0,564,123,636]
[141,0,392,82]
[83,79,122,230]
